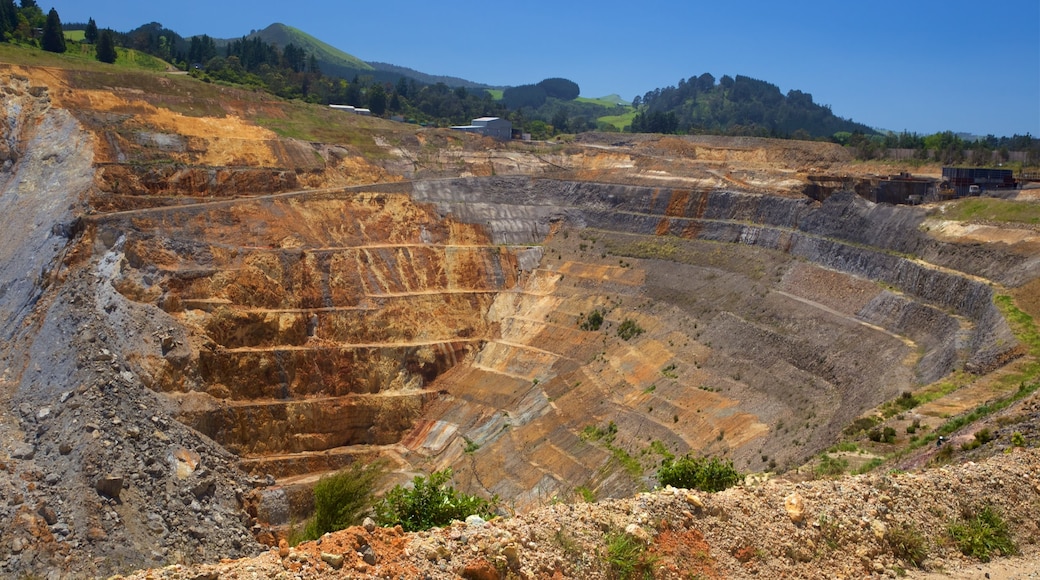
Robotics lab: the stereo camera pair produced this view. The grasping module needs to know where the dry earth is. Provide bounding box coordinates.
[118,448,1040,580]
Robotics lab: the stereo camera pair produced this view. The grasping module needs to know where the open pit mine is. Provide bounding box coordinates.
[1,68,1039,578]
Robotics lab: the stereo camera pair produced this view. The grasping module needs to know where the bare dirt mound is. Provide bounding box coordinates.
[119,448,1040,579]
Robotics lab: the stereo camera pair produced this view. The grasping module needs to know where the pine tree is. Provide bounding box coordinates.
[40,7,64,53]
[95,28,116,63]
[0,0,17,42]
[84,17,97,43]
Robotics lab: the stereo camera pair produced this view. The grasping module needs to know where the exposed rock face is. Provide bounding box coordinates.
[0,77,264,579]
[74,176,1030,526]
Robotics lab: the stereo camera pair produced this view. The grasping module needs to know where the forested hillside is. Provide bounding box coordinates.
[630,73,876,138]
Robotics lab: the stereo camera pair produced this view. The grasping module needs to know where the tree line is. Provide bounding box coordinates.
[628,73,876,139]
[1,2,117,63]
[7,6,1031,154]
[840,130,1040,165]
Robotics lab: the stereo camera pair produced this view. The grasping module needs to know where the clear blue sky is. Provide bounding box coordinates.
[42,0,1040,137]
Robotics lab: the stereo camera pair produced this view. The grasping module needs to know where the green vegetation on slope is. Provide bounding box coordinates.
[0,41,168,72]
[631,72,874,138]
[938,198,1040,225]
[577,94,630,107]
[374,469,499,532]
[597,108,637,131]
[296,462,384,544]
[248,23,372,70]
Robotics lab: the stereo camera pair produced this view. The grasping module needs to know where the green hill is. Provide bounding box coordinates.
[580,94,630,106]
[248,23,372,71]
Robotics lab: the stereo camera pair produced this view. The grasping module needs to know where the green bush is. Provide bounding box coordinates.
[657,455,742,492]
[816,454,849,478]
[1011,431,1026,447]
[580,309,605,331]
[300,461,384,542]
[948,505,1017,562]
[896,391,919,410]
[617,319,645,341]
[374,469,498,532]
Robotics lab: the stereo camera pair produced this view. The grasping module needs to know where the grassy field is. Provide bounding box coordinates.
[485,89,503,100]
[0,40,170,72]
[940,197,1040,225]
[577,95,630,107]
[64,30,85,42]
[597,109,637,131]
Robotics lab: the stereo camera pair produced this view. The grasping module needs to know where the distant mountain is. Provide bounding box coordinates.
[245,23,372,71]
[235,24,491,90]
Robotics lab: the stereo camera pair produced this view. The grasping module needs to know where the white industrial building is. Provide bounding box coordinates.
[451,117,512,140]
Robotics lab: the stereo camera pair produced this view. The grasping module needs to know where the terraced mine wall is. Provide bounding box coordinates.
[6,135,1032,572]
[396,177,1026,507]
[76,175,1028,522]
[414,177,1019,374]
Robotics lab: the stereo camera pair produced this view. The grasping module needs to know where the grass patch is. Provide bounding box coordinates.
[576,95,630,107]
[575,485,596,503]
[996,295,1040,355]
[815,454,849,477]
[604,531,656,580]
[0,41,169,72]
[886,522,928,567]
[581,421,643,478]
[948,505,1017,562]
[598,109,637,131]
[939,198,1040,226]
[648,440,674,463]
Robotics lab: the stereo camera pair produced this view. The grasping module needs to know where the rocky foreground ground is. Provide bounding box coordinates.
[113,447,1040,580]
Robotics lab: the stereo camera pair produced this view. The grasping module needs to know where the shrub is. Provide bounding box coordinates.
[617,319,644,341]
[581,421,618,443]
[816,454,848,477]
[580,309,604,331]
[844,416,880,437]
[300,461,384,542]
[1011,431,1026,447]
[657,455,742,492]
[374,469,498,532]
[948,505,1017,562]
[896,391,919,410]
[885,522,928,567]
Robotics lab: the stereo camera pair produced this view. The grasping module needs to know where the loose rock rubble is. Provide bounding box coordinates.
[116,448,1040,579]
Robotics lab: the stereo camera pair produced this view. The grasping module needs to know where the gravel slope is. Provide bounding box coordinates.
[117,447,1040,579]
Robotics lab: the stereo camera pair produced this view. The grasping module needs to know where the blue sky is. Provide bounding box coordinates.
[42,0,1040,137]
